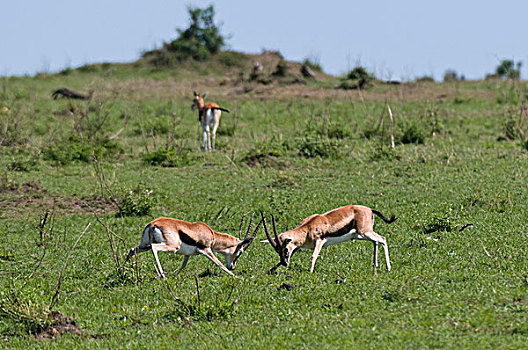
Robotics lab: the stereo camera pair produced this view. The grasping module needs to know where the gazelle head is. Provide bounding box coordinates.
[223,213,262,271]
[191,91,207,111]
[261,213,294,267]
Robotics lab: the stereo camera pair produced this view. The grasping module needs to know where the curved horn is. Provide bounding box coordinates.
[244,213,254,240]
[238,212,247,240]
[271,213,280,246]
[261,212,277,250]
[244,218,263,249]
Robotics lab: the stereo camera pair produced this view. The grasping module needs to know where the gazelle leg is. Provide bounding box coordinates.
[211,112,220,149]
[176,255,190,275]
[198,248,235,277]
[372,241,379,272]
[363,232,391,271]
[211,123,219,150]
[151,244,167,279]
[310,239,327,273]
[201,127,207,150]
[205,124,212,152]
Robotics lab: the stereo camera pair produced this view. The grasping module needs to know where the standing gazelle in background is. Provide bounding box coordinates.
[262,205,396,274]
[125,214,262,278]
[191,91,229,151]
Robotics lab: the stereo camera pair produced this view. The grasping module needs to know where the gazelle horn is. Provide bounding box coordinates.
[261,212,279,251]
[244,213,255,240]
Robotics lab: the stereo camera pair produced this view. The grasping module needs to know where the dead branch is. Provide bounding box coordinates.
[49,222,91,310]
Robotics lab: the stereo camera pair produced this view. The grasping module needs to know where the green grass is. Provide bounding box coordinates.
[1,65,528,348]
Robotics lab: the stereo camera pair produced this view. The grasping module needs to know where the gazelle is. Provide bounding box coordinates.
[191,91,229,151]
[262,205,397,274]
[125,214,262,278]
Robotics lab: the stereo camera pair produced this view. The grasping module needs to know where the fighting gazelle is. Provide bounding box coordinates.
[191,91,229,151]
[262,205,397,273]
[125,214,262,278]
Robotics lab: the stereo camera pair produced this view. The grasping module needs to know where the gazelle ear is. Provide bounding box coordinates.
[193,91,198,97]
[202,93,207,99]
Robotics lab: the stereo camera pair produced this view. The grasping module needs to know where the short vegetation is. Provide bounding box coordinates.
[1,6,528,349]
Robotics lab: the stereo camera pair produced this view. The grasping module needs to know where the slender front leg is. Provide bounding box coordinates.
[372,241,379,272]
[176,255,190,275]
[310,239,327,273]
[201,127,208,150]
[198,248,235,277]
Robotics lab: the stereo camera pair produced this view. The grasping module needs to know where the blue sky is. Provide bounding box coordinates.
[1,0,526,80]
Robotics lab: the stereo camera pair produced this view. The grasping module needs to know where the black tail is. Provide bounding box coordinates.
[372,209,397,224]
[213,107,230,113]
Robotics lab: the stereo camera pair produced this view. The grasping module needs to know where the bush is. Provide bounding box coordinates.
[143,146,198,167]
[415,76,435,83]
[242,139,287,165]
[118,183,156,217]
[297,137,340,159]
[336,66,375,90]
[43,135,123,165]
[272,60,288,77]
[399,120,427,144]
[495,59,522,80]
[5,149,39,172]
[443,69,464,82]
[60,67,73,76]
[302,57,323,73]
[167,5,225,61]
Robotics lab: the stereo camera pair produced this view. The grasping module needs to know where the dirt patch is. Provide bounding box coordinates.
[35,311,82,340]
[0,182,118,217]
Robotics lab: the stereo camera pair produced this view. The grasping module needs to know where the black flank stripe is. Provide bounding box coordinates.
[179,230,207,249]
[322,220,356,239]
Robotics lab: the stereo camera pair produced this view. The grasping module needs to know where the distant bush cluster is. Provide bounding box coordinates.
[143,5,226,66]
[336,66,376,90]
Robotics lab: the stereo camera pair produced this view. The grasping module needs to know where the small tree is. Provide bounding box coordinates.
[167,5,226,61]
[443,69,460,82]
[495,59,522,80]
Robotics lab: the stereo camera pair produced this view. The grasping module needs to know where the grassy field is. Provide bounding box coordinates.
[1,61,528,348]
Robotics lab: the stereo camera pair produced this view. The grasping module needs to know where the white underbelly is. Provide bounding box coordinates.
[176,242,199,255]
[323,229,357,247]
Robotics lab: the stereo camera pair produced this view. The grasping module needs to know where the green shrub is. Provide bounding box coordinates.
[60,67,73,76]
[272,61,288,77]
[399,120,427,144]
[369,146,399,161]
[43,135,123,165]
[242,139,287,165]
[117,183,156,217]
[336,66,375,90]
[297,137,340,159]
[163,5,226,62]
[302,57,323,72]
[6,152,39,172]
[415,76,435,83]
[495,59,522,80]
[143,146,198,167]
